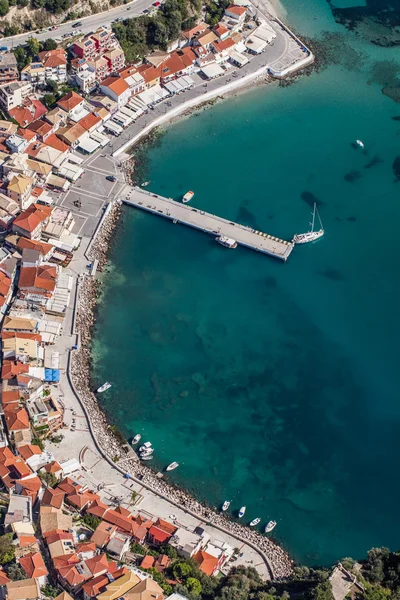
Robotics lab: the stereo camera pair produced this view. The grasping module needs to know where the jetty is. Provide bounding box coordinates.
[121,186,294,261]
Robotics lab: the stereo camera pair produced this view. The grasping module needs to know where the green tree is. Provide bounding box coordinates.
[363,584,392,600]
[0,534,15,565]
[26,37,40,58]
[42,38,58,51]
[12,46,29,70]
[6,564,25,581]
[186,577,202,596]
[41,584,61,598]
[82,514,101,530]
[0,0,9,16]
[308,581,334,600]
[130,542,146,555]
[38,471,57,488]
[173,561,193,580]
[4,24,19,36]
[43,94,57,108]
[159,543,178,559]
[364,548,390,584]
[31,436,45,451]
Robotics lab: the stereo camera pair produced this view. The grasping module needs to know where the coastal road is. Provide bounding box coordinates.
[0,0,157,49]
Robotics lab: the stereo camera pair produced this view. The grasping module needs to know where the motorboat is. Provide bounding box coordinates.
[216,236,238,249]
[166,462,179,471]
[222,501,230,511]
[132,434,141,444]
[238,506,246,518]
[293,203,324,244]
[141,455,153,461]
[141,181,150,187]
[140,448,154,456]
[183,190,194,203]
[96,382,111,393]
[250,517,261,527]
[356,139,364,149]
[139,442,152,452]
[265,520,277,533]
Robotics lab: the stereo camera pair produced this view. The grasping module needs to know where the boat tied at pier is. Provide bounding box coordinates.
[183,190,194,203]
[216,236,238,249]
[293,203,324,244]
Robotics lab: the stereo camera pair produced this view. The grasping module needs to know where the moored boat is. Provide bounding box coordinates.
[96,382,111,393]
[140,448,154,456]
[293,203,324,244]
[222,501,230,511]
[183,190,194,203]
[250,517,261,527]
[141,455,153,461]
[356,139,364,149]
[141,181,150,187]
[132,434,141,444]
[166,462,179,471]
[216,236,238,249]
[265,520,277,533]
[139,442,152,452]
[238,506,246,518]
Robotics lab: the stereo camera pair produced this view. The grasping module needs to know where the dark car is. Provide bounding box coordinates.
[72,21,82,28]
[106,175,117,182]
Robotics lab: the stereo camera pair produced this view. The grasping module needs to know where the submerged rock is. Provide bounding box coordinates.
[301,191,325,207]
[344,170,361,182]
[393,157,400,180]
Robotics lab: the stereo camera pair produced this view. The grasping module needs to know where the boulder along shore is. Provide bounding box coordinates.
[71,202,294,580]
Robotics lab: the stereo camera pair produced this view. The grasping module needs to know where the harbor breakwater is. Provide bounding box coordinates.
[69,201,294,580]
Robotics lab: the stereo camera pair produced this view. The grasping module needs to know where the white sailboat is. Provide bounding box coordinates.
[293,203,324,244]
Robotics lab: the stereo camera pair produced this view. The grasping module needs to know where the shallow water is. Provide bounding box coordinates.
[92,0,400,566]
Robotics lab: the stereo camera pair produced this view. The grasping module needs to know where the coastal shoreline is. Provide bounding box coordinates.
[69,202,294,580]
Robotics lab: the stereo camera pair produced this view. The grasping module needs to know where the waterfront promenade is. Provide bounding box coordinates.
[123,186,294,261]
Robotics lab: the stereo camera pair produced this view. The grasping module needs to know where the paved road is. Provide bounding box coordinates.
[0,0,157,49]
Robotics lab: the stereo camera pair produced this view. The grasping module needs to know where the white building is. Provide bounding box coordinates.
[99,76,131,108]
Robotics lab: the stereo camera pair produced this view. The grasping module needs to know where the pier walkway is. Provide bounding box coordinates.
[121,186,294,261]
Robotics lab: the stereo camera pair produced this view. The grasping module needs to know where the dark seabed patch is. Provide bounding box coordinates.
[318,268,346,281]
[365,155,383,169]
[237,205,258,228]
[330,0,400,47]
[393,157,400,180]
[301,191,325,207]
[347,216,357,222]
[392,116,400,121]
[382,86,400,104]
[344,170,362,182]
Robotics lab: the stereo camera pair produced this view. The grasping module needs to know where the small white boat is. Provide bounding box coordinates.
[132,434,141,444]
[166,462,179,471]
[140,448,154,456]
[141,455,153,461]
[293,203,324,244]
[139,442,152,452]
[141,181,150,187]
[183,190,194,203]
[356,139,364,149]
[238,506,246,518]
[96,382,111,393]
[222,501,230,511]
[216,236,238,249]
[250,517,261,527]
[265,520,277,533]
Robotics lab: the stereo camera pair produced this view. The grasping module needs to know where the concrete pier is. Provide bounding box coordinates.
[121,186,294,261]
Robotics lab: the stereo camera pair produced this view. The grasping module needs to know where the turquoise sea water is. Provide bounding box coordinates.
[91,0,400,567]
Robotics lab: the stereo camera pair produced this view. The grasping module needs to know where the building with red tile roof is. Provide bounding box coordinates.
[213,23,230,39]
[0,271,12,309]
[12,203,53,240]
[18,551,48,581]
[15,475,42,502]
[140,555,155,570]
[16,237,54,261]
[147,525,173,545]
[17,445,42,461]
[42,487,65,510]
[41,460,63,479]
[0,569,10,586]
[66,489,99,511]
[224,3,247,19]
[57,477,82,495]
[4,403,30,432]
[17,128,37,143]
[57,91,84,116]
[44,133,69,153]
[9,98,47,128]
[99,76,130,107]
[18,264,58,297]
[26,119,53,142]
[78,112,101,132]
[85,553,109,577]
[193,550,219,576]
[211,37,236,53]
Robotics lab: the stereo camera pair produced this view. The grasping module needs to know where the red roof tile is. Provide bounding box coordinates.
[19,265,57,293]
[194,550,219,576]
[57,91,84,112]
[19,552,48,579]
[13,203,52,234]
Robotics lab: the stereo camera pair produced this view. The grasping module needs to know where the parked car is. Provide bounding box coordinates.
[106,175,117,182]
[72,21,82,27]
[153,1,160,5]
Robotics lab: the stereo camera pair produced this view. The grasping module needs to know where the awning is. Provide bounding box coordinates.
[77,136,100,154]
[46,173,70,191]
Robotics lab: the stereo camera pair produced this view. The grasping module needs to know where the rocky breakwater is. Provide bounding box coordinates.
[70,203,293,580]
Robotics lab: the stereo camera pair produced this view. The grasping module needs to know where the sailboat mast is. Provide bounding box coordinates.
[310,203,316,232]
[315,206,323,231]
